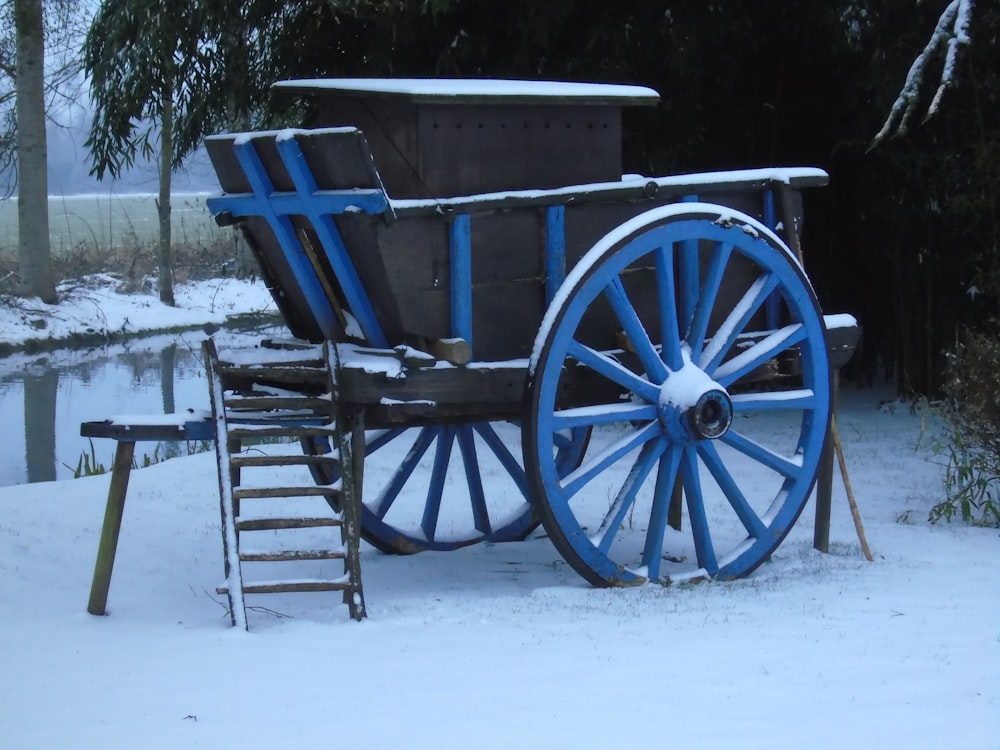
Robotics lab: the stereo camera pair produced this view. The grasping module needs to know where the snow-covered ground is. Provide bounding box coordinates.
[0,274,277,350]
[0,278,997,749]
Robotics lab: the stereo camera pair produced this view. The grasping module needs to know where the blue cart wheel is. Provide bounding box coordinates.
[525,204,831,586]
[305,423,589,554]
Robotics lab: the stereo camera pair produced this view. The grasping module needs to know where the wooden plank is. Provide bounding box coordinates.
[235,517,342,531]
[227,425,336,440]
[387,172,829,219]
[222,581,350,594]
[239,550,345,562]
[231,454,337,469]
[232,486,339,500]
[81,419,215,442]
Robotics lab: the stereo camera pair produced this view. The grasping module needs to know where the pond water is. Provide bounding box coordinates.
[0,325,284,486]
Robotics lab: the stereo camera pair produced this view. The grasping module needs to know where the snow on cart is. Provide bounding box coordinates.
[202,78,858,626]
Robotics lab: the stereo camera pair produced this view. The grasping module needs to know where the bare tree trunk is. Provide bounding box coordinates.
[157,83,175,306]
[14,0,57,304]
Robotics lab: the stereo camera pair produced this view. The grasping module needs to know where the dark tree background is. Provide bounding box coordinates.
[152,0,998,394]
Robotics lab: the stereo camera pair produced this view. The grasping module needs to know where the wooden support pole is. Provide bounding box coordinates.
[87,441,136,615]
[813,371,839,553]
[831,415,874,562]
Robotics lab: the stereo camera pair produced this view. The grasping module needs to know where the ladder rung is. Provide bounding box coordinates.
[231,454,337,469]
[233,486,340,500]
[239,549,345,562]
[224,396,331,411]
[219,365,328,380]
[227,425,336,439]
[218,578,350,595]
[236,516,342,531]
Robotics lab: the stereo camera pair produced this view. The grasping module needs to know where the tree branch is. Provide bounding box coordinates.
[872,0,975,146]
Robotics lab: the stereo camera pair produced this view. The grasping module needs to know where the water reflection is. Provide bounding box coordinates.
[0,326,282,486]
[24,370,57,483]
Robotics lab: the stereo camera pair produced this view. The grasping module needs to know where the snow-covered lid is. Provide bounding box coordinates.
[273,78,661,105]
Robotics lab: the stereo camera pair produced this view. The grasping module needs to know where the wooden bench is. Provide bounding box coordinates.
[80,415,215,616]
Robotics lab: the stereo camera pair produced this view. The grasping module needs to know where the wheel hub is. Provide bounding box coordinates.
[657,367,733,442]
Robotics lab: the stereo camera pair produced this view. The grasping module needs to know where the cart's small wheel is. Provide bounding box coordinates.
[305,424,589,554]
[525,204,831,586]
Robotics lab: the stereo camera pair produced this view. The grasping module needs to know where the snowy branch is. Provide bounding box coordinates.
[872,0,975,145]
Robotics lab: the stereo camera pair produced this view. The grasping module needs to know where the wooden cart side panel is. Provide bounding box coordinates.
[206,129,395,345]
[362,186,797,361]
[414,103,623,197]
[310,94,624,198]
[206,137,329,342]
[312,97,426,198]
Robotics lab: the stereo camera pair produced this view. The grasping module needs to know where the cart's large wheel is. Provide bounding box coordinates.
[525,204,831,586]
[304,423,589,554]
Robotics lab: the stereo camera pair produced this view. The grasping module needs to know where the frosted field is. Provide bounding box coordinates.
[0,193,228,255]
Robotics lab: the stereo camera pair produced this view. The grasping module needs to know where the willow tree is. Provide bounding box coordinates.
[84,0,216,306]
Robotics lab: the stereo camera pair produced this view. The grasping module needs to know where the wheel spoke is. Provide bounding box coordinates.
[372,426,437,519]
[561,421,661,499]
[731,389,816,412]
[591,437,666,554]
[641,444,684,579]
[697,442,769,539]
[713,323,807,387]
[679,237,699,335]
[687,241,733,361]
[553,402,657,430]
[421,427,456,541]
[680,447,719,574]
[568,341,659,403]
[720,429,802,479]
[473,423,529,498]
[701,272,781,372]
[457,427,491,535]
[654,246,684,370]
[604,277,668,381]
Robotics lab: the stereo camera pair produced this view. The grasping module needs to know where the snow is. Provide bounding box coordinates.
[109,411,211,428]
[273,78,661,104]
[0,282,998,750]
[0,274,277,350]
[388,167,829,212]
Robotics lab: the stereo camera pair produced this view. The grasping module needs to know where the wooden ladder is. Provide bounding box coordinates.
[202,338,366,628]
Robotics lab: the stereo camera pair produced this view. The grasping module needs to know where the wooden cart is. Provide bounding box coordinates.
[204,79,857,623]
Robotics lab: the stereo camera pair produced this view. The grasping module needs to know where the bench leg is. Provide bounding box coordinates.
[87,441,136,616]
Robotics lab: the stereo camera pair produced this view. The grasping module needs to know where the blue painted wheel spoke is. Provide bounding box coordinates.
[553,403,657,430]
[687,242,733,361]
[421,428,457,541]
[604,278,668,382]
[562,422,662,500]
[473,423,529,498]
[698,442,769,539]
[373,427,437,519]
[654,246,684,371]
[731,389,816,413]
[457,427,491,535]
[713,323,807,387]
[641,444,684,579]
[720,429,802,479]
[679,237,700,335]
[680,448,719,574]
[592,438,666,555]
[568,341,659,403]
[701,272,781,372]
